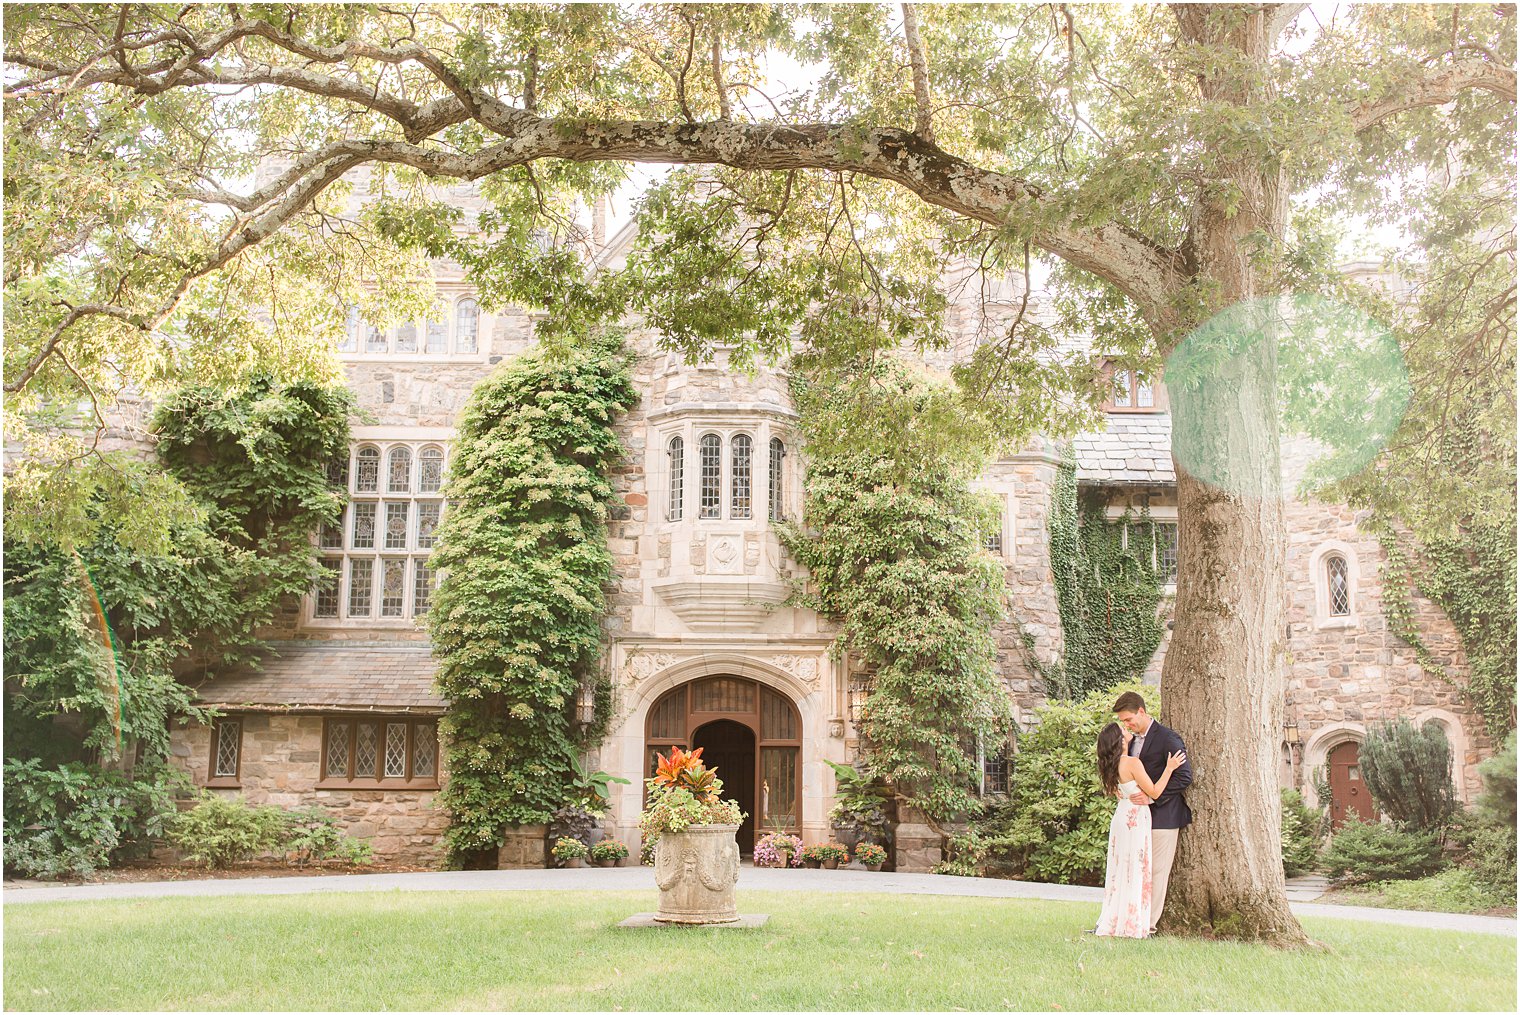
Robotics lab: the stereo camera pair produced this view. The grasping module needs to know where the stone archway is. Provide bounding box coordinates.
[1302,722,1367,821]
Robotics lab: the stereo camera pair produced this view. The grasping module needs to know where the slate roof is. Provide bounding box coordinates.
[1072,413,1176,486]
[186,641,445,713]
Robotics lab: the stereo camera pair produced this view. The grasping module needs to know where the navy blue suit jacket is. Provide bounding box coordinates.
[1133,720,1193,830]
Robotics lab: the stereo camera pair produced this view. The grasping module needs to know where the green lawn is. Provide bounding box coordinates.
[4,890,1514,1011]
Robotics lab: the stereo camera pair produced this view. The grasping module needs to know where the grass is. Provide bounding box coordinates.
[1326,867,1517,915]
[4,889,1514,1011]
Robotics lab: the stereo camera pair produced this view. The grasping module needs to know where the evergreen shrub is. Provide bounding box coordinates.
[1281,789,1326,876]
[1322,817,1446,885]
[1465,734,1517,904]
[284,807,373,866]
[169,796,290,869]
[1358,719,1459,833]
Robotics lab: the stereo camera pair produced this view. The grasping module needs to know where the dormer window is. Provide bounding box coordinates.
[1102,361,1166,413]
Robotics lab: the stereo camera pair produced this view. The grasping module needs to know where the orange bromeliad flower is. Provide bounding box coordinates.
[652,746,721,802]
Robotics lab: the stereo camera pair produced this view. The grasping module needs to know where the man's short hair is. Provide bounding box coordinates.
[1113,691,1147,714]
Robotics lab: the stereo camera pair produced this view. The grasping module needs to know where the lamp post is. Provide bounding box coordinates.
[1284,719,1301,790]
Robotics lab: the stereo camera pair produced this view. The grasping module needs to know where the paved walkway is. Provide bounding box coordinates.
[5,866,1513,937]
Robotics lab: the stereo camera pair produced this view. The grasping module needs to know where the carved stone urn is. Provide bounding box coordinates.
[653,823,741,924]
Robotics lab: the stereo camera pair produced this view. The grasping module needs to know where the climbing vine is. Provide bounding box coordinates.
[427,330,637,864]
[1045,449,1167,699]
[777,357,1012,822]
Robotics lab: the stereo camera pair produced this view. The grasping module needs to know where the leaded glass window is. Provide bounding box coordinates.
[667,436,684,521]
[347,558,374,616]
[340,306,361,352]
[455,299,479,354]
[1327,555,1351,616]
[355,447,380,492]
[769,438,786,521]
[730,434,752,519]
[1112,370,1133,407]
[418,447,444,492]
[1154,522,1179,584]
[365,323,388,353]
[380,559,406,617]
[325,723,349,779]
[1136,378,1155,408]
[425,312,449,354]
[395,321,417,354]
[314,559,341,618]
[387,447,412,493]
[313,441,446,624]
[354,722,379,778]
[384,723,408,778]
[326,456,348,488]
[699,434,722,519]
[213,720,241,779]
[412,724,437,779]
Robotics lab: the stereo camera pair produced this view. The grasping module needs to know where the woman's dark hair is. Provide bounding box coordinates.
[1096,722,1125,797]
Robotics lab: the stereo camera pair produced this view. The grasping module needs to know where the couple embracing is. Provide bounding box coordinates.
[1093,691,1193,939]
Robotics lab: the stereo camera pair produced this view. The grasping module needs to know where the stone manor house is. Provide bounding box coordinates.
[168,179,1496,869]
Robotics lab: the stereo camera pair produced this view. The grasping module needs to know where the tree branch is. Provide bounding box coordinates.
[1352,57,1517,132]
[901,3,935,143]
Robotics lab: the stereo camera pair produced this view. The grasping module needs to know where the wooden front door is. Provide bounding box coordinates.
[692,720,757,851]
[1328,740,1376,827]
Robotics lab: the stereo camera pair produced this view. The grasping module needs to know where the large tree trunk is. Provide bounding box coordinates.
[1156,4,1310,946]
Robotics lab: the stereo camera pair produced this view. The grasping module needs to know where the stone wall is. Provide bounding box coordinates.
[172,713,448,865]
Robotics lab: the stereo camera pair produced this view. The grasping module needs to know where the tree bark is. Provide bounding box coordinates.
[1157,4,1308,946]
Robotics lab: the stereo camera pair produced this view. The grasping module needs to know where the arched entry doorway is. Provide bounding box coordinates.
[645,675,801,853]
[1327,740,1377,827]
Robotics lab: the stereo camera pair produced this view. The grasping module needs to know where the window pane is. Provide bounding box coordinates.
[395,321,418,354]
[355,447,380,492]
[668,436,684,521]
[1154,522,1178,584]
[425,314,448,354]
[385,723,408,778]
[455,299,479,354]
[412,723,437,779]
[385,502,409,549]
[320,509,345,550]
[325,456,349,488]
[214,721,240,778]
[760,747,798,831]
[347,558,374,616]
[1112,370,1132,407]
[731,434,752,519]
[314,558,341,618]
[1136,378,1155,407]
[416,502,441,548]
[355,722,379,778]
[381,558,406,617]
[769,438,785,521]
[699,434,721,518]
[648,687,685,740]
[365,324,387,353]
[418,448,444,493]
[351,502,376,548]
[761,686,797,741]
[325,721,351,778]
[692,677,754,713]
[413,563,435,616]
[1328,556,1351,616]
[340,307,360,352]
[388,447,412,493]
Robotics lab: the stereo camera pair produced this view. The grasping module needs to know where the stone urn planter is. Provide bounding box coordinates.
[653,824,741,924]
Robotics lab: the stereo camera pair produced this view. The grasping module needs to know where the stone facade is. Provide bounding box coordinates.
[172,714,448,865]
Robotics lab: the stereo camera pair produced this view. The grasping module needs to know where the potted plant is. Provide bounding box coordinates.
[754,831,804,868]
[639,746,746,924]
[552,836,589,868]
[800,844,826,868]
[816,842,849,869]
[854,842,888,872]
[824,760,895,859]
[590,839,629,868]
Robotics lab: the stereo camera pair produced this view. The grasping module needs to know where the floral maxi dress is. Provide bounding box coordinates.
[1094,779,1152,938]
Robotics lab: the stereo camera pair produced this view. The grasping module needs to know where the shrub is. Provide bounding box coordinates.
[960,682,1153,886]
[169,796,289,869]
[1464,734,1517,904]
[284,807,373,867]
[1475,734,1517,827]
[1281,790,1326,876]
[854,842,888,867]
[551,836,589,861]
[1358,719,1459,833]
[589,839,628,862]
[931,859,981,877]
[1337,867,1508,914]
[2,759,186,879]
[1322,817,1446,886]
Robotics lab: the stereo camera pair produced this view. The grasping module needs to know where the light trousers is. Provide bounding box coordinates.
[1150,827,1180,933]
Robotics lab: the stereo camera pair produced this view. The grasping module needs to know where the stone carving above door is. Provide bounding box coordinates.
[623,651,676,685]
[771,654,822,691]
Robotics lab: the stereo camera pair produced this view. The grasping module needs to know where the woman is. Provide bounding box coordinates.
[1092,722,1186,938]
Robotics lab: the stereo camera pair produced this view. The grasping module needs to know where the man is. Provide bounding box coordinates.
[1113,690,1193,934]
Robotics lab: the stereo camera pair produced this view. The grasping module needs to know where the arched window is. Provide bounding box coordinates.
[355,446,381,492]
[1326,554,1351,616]
[387,447,412,493]
[731,434,752,519]
[769,437,786,521]
[455,298,479,354]
[418,447,444,493]
[699,434,722,519]
[667,436,685,521]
